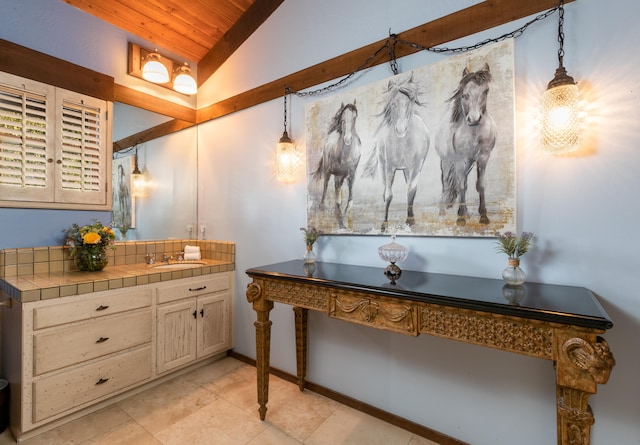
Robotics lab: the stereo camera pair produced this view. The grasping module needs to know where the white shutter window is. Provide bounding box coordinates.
[0,73,55,202]
[0,72,111,209]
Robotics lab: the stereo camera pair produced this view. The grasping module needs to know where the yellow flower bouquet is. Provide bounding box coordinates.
[65,220,116,271]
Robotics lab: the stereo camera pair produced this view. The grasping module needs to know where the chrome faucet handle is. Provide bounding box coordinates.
[176,251,185,261]
[145,253,155,265]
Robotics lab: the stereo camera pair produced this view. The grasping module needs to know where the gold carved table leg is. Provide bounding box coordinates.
[293,307,309,391]
[554,333,615,445]
[246,281,274,420]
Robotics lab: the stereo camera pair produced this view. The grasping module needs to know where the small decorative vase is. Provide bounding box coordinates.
[502,258,526,285]
[74,247,109,271]
[303,245,317,264]
[378,235,409,285]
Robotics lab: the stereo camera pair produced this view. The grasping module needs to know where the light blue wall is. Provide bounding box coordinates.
[197,1,640,444]
[0,209,110,250]
[1,1,639,444]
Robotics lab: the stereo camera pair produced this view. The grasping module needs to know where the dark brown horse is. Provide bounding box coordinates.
[313,101,361,229]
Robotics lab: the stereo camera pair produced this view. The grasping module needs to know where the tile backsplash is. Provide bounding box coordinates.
[0,240,235,278]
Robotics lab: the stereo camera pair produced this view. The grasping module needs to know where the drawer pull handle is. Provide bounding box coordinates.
[189,286,207,292]
[96,305,109,311]
[193,310,197,319]
[96,337,109,343]
[95,378,109,385]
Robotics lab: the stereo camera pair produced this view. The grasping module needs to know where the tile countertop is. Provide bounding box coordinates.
[0,259,235,303]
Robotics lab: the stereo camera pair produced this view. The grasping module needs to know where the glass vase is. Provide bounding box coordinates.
[502,258,526,285]
[74,247,109,271]
[303,245,317,264]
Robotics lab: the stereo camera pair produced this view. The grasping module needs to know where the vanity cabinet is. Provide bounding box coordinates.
[156,273,233,374]
[21,286,153,429]
[2,269,234,440]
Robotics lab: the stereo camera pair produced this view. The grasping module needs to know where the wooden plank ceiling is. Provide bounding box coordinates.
[61,0,283,83]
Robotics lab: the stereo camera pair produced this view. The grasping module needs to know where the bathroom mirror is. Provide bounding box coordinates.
[112,102,198,241]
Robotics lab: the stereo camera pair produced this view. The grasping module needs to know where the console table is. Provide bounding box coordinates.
[245,260,614,445]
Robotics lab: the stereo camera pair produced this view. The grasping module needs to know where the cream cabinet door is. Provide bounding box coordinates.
[156,299,197,374]
[197,292,230,358]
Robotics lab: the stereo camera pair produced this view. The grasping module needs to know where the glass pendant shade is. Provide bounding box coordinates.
[276,131,296,182]
[131,172,146,198]
[173,64,197,94]
[142,53,169,83]
[130,154,147,198]
[542,72,581,154]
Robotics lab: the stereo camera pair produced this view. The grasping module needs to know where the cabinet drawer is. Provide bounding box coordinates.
[33,346,151,423]
[33,310,151,375]
[157,273,230,304]
[33,287,152,330]
[329,292,418,336]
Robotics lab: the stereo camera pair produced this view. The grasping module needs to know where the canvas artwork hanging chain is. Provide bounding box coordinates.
[292,3,562,98]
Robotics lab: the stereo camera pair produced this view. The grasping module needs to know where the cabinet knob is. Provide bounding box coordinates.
[96,305,109,311]
[96,337,109,343]
[95,377,109,385]
[193,310,197,319]
[200,309,204,317]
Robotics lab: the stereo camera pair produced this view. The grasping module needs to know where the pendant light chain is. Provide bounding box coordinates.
[283,86,289,134]
[289,4,562,98]
[557,0,566,68]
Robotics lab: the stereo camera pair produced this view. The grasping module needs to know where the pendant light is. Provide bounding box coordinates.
[276,88,298,182]
[542,0,581,154]
[131,147,147,198]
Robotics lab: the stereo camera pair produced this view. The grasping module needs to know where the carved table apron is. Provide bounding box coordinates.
[245,260,614,445]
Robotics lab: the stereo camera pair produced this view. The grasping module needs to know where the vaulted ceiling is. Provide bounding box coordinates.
[61,0,284,85]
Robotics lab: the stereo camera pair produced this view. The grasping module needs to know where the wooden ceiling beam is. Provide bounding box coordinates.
[113,119,194,152]
[0,38,113,101]
[113,84,196,123]
[197,0,574,123]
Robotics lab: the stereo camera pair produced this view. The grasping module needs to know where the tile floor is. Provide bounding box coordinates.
[0,357,440,445]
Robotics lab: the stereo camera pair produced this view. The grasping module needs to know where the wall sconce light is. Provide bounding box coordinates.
[173,63,198,95]
[276,88,299,182]
[131,148,147,198]
[542,0,581,154]
[141,51,170,84]
[128,43,197,95]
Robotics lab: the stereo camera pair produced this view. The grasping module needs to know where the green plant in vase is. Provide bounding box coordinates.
[300,226,321,264]
[494,231,534,285]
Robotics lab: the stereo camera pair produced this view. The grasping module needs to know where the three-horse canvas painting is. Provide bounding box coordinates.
[305,39,515,237]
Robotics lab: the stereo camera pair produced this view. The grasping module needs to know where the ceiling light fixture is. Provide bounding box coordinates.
[541,0,581,154]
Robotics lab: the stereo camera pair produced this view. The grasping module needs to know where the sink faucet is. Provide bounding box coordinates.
[162,253,171,263]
